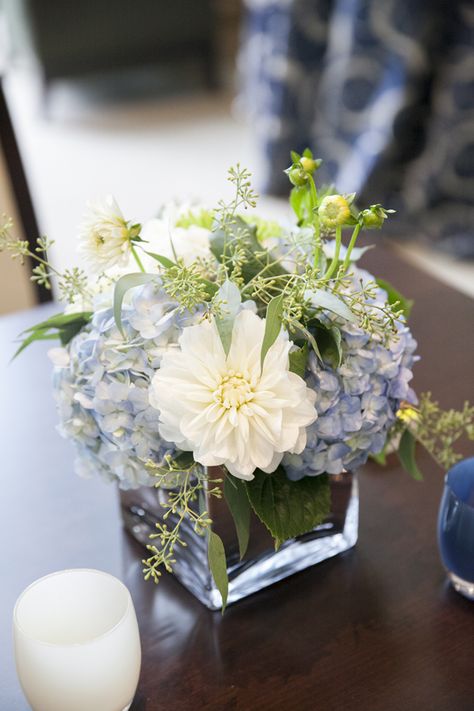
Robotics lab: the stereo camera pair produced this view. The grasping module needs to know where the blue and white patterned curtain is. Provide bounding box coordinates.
[239,0,474,256]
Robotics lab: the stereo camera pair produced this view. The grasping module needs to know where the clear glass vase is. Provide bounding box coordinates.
[120,469,358,610]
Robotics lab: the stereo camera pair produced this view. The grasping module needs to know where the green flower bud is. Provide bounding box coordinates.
[318,195,351,229]
[359,205,394,229]
[300,156,320,174]
[288,166,309,187]
[129,223,142,240]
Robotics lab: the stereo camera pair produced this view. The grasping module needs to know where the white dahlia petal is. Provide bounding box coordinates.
[149,308,317,480]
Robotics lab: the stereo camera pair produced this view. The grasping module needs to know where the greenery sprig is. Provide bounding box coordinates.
[0,213,91,304]
[142,456,222,583]
[397,394,474,474]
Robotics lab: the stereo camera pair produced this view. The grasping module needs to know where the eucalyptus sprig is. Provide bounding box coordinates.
[0,213,91,304]
[214,164,259,235]
[142,458,223,583]
[397,394,474,476]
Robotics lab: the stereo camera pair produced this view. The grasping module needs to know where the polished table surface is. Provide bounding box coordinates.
[1,244,473,710]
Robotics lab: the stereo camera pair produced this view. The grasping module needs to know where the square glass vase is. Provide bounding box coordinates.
[120,469,358,610]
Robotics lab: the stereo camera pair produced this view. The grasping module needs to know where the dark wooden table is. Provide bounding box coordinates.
[1,245,473,710]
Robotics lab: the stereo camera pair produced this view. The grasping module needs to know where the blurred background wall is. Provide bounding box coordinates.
[0,0,472,314]
[0,147,35,314]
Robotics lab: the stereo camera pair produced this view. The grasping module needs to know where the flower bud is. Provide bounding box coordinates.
[359,205,393,229]
[318,195,351,229]
[300,156,320,174]
[288,166,309,187]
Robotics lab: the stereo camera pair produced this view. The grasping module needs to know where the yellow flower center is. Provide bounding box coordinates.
[213,370,254,410]
[319,195,351,228]
[93,230,106,246]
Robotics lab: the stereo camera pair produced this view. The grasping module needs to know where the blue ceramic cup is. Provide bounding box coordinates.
[438,456,474,599]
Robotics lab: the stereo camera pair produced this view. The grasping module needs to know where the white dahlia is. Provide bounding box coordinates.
[78,196,132,273]
[149,309,317,480]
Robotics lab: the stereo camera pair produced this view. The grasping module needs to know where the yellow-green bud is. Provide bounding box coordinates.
[300,156,318,174]
[318,195,351,229]
[288,166,308,187]
[359,205,393,229]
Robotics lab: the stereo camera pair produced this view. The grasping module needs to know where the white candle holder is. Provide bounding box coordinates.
[13,569,141,711]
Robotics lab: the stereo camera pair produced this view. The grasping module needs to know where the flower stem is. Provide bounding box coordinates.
[323,225,342,280]
[341,223,361,274]
[308,175,321,271]
[308,173,318,207]
[131,244,145,272]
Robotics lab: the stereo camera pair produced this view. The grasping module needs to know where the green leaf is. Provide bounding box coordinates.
[398,429,423,481]
[12,329,59,360]
[291,150,301,163]
[208,530,229,611]
[21,311,93,335]
[312,322,342,368]
[293,321,323,362]
[290,186,312,223]
[261,294,284,368]
[370,449,387,466]
[14,311,93,358]
[288,342,309,378]
[246,467,331,549]
[144,251,176,269]
[58,319,90,346]
[201,278,219,299]
[210,217,286,284]
[224,475,251,560]
[215,280,241,356]
[376,278,413,319]
[113,273,157,337]
[306,288,356,323]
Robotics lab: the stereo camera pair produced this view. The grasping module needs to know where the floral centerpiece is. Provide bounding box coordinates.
[2,151,473,610]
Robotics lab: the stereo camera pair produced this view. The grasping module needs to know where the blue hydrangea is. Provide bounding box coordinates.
[53,267,418,487]
[52,283,195,489]
[283,268,418,479]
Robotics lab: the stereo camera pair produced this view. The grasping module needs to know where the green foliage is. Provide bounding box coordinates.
[113,273,157,336]
[224,475,251,559]
[13,311,93,358]
[288,342,309,378]
[58,267,90,304]
[13,330,59,359]
[144,251,176,269]
[312,322,343,369]
[174,207,215,230]
[240,214,283,244]
[214,280,241,355]
[405,393,474,470]
[290,186,313,224]
[306,288,356,323]
[292,321,323,363]
[208,531,229,612]
[161,262,218,310]
[398,429,423,481]
[370,449,387,466]
[1,216,92,307]
[210,217,286,286]
[261,293,284,367]
[142,465,223,584]
[245,467,331,549]
[376,278,413,319]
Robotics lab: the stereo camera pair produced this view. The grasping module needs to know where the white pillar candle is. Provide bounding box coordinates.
[13,569,141,711]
